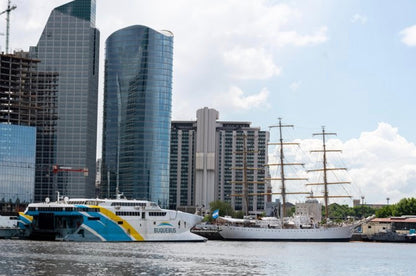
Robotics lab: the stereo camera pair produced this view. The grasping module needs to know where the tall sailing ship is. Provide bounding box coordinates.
[217,119,357,241]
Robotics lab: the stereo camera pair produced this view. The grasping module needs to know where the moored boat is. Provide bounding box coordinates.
[24,196,206,242]
[0,213,30,239]
[215,120,358,242]
[217,214,355,241]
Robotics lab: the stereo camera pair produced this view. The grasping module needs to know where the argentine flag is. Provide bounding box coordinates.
[212,209,220,219]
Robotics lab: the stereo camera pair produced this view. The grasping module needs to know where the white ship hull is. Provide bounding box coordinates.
[218,225,354,241]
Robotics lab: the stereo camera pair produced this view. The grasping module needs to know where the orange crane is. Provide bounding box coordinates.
[53,165,89,176]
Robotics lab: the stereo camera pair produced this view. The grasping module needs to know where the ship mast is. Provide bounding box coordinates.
[307,126,351,220]
[230,133,265,216]
[266,118,308,218]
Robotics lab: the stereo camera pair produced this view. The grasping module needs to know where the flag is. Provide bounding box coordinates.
[212,209,219,219]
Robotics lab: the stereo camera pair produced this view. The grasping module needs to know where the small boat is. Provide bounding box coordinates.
[0,213,29,239]
[23,195,206,242]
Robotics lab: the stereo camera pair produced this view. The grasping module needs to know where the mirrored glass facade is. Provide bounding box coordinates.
[101,25,173,208]
[0,124,36,203]
[29,0,99,200]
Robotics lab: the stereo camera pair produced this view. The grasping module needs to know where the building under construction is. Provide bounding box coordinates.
[0,52,58,205]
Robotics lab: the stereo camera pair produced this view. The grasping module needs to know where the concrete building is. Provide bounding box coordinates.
[0,53,38,125]
[363,216,416,235]
[295,199,322,224]
[0,52,58,206]
[29,0,100,201]
[101,25,173,208]
[170,107,270,214]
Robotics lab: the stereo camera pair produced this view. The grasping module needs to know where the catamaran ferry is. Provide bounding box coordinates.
[23,197,205,242]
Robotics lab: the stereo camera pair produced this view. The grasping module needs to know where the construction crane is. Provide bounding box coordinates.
[0,0,16,54]
[52,165,89,201]
[53,165,89,176]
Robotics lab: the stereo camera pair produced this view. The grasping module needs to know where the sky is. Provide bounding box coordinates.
[3,0,416,205]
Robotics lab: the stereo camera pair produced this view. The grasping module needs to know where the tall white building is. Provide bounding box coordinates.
[195,108,218,212]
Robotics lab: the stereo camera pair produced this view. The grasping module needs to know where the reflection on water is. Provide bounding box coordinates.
[0,240,415,275]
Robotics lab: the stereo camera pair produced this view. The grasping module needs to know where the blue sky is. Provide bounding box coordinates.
[5,0,416,204]
[265,0,416,142]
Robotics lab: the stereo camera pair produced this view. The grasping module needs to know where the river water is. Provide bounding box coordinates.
[0,240,414,275]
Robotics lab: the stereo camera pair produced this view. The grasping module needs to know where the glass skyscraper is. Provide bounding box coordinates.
[29,0,100,201]
[101,25,173,208]
[0,124,36,203]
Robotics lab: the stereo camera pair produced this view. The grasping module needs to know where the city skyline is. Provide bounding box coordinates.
[4,0,416,204]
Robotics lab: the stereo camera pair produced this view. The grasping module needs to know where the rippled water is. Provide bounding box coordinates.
[0,240,414,275]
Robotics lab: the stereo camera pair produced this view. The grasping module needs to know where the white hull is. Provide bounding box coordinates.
[25,198,206,242]
[219,225,354,241]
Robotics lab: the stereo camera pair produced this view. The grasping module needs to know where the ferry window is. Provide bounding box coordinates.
[149,212,167,216]
[88,217,100,221]
[116,211,141,216]
[118,221,123,225]
[142,212,145,219]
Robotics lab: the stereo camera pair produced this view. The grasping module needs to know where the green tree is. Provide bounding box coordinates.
[234,210,245,219]
[375,205,394,218]
[352,205,376,218]
[326,203,376,221]
[287,206,295,217]
[327,204,353,221]
[209,200,235,217]
[392,197,416,216]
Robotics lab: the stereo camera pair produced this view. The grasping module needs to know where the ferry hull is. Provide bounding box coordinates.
[24,199,206,242]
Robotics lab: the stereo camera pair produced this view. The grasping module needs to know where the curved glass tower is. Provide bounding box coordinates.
[102,25,173,207]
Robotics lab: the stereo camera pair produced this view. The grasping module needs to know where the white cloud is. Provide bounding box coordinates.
[342,123,416,203]
[215,86,270,110]
[351,14,367,24]
[399,25,416,46]
[273,123,416,205]
[7,1,330,156]
[223,47,281,80]
[275,26,328,47]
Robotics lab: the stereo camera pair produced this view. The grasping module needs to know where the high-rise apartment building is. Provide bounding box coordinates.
[29,0,100,201]
[101,25,173,208]
[170,107,270,214]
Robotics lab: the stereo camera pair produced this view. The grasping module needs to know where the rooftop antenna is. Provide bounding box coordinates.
[0,0,17,54]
